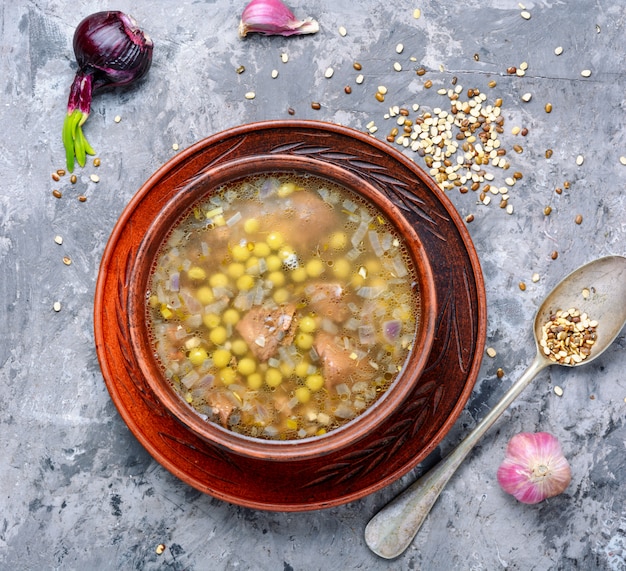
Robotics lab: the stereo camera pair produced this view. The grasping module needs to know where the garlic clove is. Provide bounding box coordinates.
[497,432,571,504]
[239,0,319,37]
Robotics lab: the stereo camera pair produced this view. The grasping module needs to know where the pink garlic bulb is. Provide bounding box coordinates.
[239,0,319,37]
[497,432,571,504]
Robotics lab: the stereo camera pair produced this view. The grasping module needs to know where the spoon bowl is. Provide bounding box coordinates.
[365,255,626,559]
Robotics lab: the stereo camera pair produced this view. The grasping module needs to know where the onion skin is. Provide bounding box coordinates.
[62,11,153,172]
[497,432,571,504]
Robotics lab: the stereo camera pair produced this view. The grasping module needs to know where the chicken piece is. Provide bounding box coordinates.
[314,332,370,389]
[305,282,350,322]
[235,303,297,361]
[268,191,339,251]
[205,389,239,427]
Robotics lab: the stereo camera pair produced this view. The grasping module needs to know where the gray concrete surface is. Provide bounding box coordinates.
[2,1,625,569]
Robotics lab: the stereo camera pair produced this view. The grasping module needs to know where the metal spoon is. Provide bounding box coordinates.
[365,255,626,559]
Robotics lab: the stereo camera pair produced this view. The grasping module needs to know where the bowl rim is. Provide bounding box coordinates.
[126,153,438,460]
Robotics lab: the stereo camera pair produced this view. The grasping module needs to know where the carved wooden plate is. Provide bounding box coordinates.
[94,120,486,511]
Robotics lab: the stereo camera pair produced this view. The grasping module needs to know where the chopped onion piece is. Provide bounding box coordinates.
[334,403,355,419]
[169,272,180,292]
[226,211,242,227]
[358,324,377,345]
[351,220,369,247]
[391,254,408,278]
[381,232,393,252]
[346,248,361,261]
[343,198,358,212]
[335,383,351,397]
[368,231,384,257]
[181,370,200,389]
[357,286,385,299]
[382,319,403,342]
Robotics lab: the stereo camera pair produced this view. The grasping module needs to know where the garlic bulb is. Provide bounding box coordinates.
[239,0,319,37]
[497,432,571,504]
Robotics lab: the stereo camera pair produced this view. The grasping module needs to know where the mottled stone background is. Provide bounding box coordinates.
[1,1,625,569]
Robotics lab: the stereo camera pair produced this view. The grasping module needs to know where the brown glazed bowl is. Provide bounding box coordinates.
[94,120,486,511]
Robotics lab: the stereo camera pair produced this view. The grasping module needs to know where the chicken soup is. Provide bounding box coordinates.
[147,173,420,440]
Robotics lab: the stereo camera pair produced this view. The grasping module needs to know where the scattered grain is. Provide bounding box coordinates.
[521,10,531,19]
[582,288,590,299]
[393,62,402,72]
[353,62,362,71]
[78,195,87,202]
[511,126,521,135]
[544,206,553,216]
[581,69,592,77]
[356,74,364,84]
[281,53,289,63]
[496,368,505,379]
[338,25,347,37]
[244,91,255,100]
[487,347,497,358]
[424,79,433,88]
[507,66,517,75]
[288,107,295,115]
[172,143,179,151]
[465,213,474,223]
[551,250,559,260]
[156,544,166,555]
[311,101,321,110]
[396,43,404,54]
[488,80,497,88]
[93,157,101,167]
[532,273,540,283]
[519,281,526,291]
[413,8,421,18]
[90,174,100,183]
[416,67,426,76]
[576,155,584,166]
[271,69,279,79]
[545,149,553,159]
[236,65,245,74]
[521,92,532,102]
[375,92,385,102]
[52,189,62,199]
[52,172,60,182]
[620,156,626,166]
[344,85,352,94]
[545,103,553,113]
[54,235,63,245]
[554,386,564,396]
[70,174,77,184]
[554,46,563,56]
[324,67,334,78]
[63,256,72,266]
[575,214,583,225]
[53,301,62,312]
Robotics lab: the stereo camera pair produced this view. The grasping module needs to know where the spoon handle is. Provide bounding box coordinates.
[364,353,550,559]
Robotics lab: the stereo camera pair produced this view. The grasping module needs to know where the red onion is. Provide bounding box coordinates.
[62,11,153,172]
